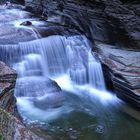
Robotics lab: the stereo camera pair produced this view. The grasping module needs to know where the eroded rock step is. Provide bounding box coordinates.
[97,44,140,109]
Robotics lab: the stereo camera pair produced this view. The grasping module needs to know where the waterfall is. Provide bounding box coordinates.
[0,35,105,90]
[0,34,113,123]
[39,36,68,77]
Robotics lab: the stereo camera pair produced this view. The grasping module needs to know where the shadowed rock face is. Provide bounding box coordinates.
[25,0,140,49]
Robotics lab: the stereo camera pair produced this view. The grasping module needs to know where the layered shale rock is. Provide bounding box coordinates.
[103,0,140,49]
[25,0,111,43]
[0,61,18,116]
[25,0,140,49]
[0,108,43,140]
[96,44,140,108]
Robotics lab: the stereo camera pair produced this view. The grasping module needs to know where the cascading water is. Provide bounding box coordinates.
[0,34,109,120]
[0,35,105,87]
[88,51,105,89]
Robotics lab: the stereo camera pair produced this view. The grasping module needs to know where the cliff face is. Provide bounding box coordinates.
[24,0,140,108]
[96,44,140,108]
[25,0,140,49]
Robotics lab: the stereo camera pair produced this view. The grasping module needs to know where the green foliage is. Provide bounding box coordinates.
[0,134,3,140]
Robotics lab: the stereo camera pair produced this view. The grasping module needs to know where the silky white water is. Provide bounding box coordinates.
[0,35,106,87]
[0,35,112,120]
[0,34,119,123]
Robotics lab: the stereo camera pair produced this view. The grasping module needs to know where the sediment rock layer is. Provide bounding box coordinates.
[25,0,140,49]
[96,44,140,108]
[0,61,18,116]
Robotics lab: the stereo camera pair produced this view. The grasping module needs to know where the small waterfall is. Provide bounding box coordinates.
[88,51,105,90]
[0,41,39,64]
[13,54,42,77]
[39,36,68,77]
[0,34,115,124]
[66,38,88,85]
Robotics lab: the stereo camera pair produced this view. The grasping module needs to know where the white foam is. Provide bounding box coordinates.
[17,97,73,122]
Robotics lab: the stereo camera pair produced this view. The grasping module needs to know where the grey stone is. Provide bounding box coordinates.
[96,43,140,108]
[20,21,32,26]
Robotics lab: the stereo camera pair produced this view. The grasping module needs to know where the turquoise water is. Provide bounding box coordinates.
[46,91,140,140]
[18,88,140,140]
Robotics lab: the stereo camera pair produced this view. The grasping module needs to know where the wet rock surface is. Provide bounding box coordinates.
[15,76,65,111]
[0,108,43,140]
[0,61,18,116]
[20,20,32,26]
[96,44,140,108]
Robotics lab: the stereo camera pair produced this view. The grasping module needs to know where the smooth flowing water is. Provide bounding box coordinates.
[0,8,140,140]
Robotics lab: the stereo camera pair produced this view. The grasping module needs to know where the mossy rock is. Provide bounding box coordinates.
[0,134,3,140]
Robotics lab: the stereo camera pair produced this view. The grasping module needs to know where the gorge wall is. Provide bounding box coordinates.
[24,0,140,49]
